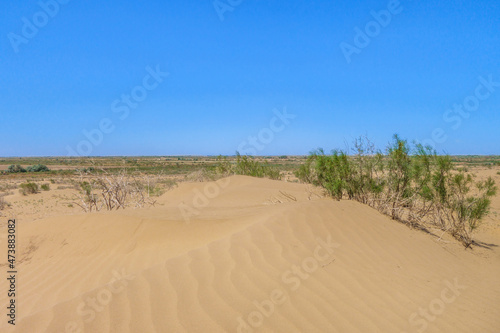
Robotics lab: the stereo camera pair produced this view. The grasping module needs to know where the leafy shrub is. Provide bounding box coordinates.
[41,183,50,191]
[26,164,50,172]
[215,155,232,176]
[19,182,39,195]
[295,155,316,184]
[7,165,26,173]
[298,135,497,247]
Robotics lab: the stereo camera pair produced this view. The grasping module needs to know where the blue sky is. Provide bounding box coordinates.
[0,0,499,156]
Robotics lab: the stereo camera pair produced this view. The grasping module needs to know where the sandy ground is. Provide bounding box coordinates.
[0,171,499,333]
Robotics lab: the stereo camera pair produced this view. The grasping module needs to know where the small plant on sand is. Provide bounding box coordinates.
[41,183,50,191]
[0,196,10,210]
[444,173,497,247]
[75,181,100,212]
[19,182,39,195]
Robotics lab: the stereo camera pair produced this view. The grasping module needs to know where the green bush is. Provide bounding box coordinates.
[41,183,50,191]
[215,155,232,176]
[19,182,39,195]
[234,153,282,180]
[26,164,50,172]
[295,155,316,184]
[298,135,497,247]
[7,165,26,173]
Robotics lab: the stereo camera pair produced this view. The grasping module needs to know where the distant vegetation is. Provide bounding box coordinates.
[210,153,282,180]
[26,164,50,172]
[6,164,49,173]
[296,135,497,247]
[7,165,26,173]
[234,153,282,180]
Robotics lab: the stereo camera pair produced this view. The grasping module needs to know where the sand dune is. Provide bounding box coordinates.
[1,175,499,332]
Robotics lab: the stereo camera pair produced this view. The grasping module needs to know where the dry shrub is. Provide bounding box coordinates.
[19,182,39,195]
[73,169,172,212]
[0,196,9,210]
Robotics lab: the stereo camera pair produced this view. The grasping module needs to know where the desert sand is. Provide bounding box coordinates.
[1,173,499,332]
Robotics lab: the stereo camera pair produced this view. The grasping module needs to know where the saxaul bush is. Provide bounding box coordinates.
[296,135,497,247]
[350,136,385,205]
[444,172,496,246]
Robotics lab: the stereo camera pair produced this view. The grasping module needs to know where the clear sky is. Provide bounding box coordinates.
[1,0,499,156]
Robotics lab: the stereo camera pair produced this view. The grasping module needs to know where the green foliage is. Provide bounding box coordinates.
[7,165,26,173]
[41,183,50,191]
[19,182,39,195]
[446,173,497,245]
[313,149,352,200]
[234,153,282,180]
[297,134,497,247]
[77,181,100,212]
[294,155,316,184]
[26,164,50,172]
[147,186,164,197]
[215,155,232,176]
